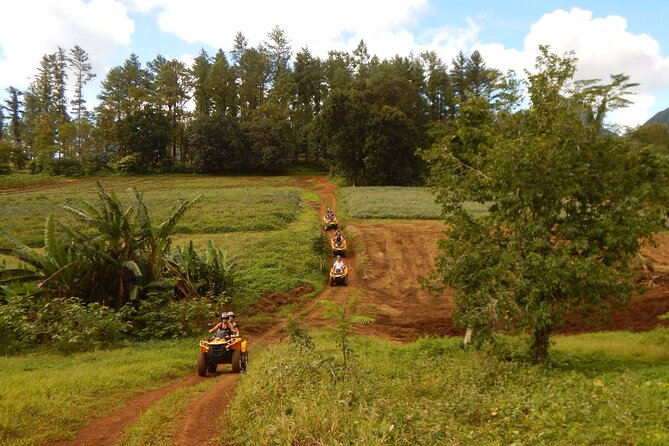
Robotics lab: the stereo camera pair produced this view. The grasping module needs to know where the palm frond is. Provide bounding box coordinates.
[0,268,42,284]
[131,187,153,236]
[43,215,57,255]
[39,262,83,290]
[0,227,44,268]
[348,315,375,325]
[157,194,201,238]
[122,260,143,278]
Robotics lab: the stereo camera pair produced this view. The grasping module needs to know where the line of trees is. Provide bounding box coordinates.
[0,27,515,184]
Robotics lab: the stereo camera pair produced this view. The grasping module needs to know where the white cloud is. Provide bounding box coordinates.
[472,7,669,126]
[608,93,655,129]
[121,0,429,58]
[0,0,134,90]
[1,2,667,127]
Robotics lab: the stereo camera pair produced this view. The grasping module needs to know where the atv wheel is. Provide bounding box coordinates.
[241,351,249,372]
[197,352,207,377]
[208,362,217,374]
[231,349,242,373]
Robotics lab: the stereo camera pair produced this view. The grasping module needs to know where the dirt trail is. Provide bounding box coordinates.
[55,175,669,445]
[49,374,203,446]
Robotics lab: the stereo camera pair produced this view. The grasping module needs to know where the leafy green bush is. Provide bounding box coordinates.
[47,158,84,177]
[0,164,12,175]
[0,296,130,354]
[169,240,237,301]
[129,292,215,340]
[113,153,145,174]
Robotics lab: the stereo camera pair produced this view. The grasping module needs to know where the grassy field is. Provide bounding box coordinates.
[0,174,327,331]
[339,186,489,220]
[2,330,667,445]
[222,329,669,445]
[0,175,302,246]
[0,339,196,446]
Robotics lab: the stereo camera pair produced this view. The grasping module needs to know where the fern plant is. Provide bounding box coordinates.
[319,295,374,373]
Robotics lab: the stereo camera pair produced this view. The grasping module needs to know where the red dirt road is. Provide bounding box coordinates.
[55,175,669,445]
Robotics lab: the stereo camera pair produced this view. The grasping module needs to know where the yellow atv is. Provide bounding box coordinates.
[331,236,347,257]
[323,214,338,230]
[329,264,348,286]
[197,333,248,376]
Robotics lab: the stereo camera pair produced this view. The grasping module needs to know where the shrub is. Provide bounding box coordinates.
[113,153,145,174]
[0,296,130,354]
[47,158,84,177]
[129,292,215,340]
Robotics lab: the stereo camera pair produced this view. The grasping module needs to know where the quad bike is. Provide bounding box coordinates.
[329,264,348,286]
[331,236,347,257]
[197,333,248,376]
[323,214,338,230]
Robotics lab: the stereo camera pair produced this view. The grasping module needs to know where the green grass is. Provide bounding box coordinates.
[340,186,490,220]
[231,201,328,310]
[0,339,198,446]
[0,172,71,190]
[340,186,442,219]
[0,175,302,246]
[222,329,669,445]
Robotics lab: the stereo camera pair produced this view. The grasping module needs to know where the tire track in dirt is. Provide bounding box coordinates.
[48,374,202,446]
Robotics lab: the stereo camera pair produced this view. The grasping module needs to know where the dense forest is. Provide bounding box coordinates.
[0,27,522,185]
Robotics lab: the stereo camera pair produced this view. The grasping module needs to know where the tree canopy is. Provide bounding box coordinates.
[424,47,669,361]
[0,31,525,183]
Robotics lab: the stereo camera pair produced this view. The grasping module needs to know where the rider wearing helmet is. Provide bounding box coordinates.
[226,312,240,336]
[209,312,231,337]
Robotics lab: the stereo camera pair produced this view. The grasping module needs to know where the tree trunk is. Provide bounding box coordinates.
[463,327,473,346]
[531,323,553,363]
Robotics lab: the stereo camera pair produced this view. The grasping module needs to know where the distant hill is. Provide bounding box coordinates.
[645,107,669,126]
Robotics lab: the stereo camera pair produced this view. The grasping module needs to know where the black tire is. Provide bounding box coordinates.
[208,362,217,374]
[231,349,242,373]
[197,352,207,377]
[241,351,249,372]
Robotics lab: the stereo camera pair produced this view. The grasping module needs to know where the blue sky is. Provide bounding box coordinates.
[1,0,668,127]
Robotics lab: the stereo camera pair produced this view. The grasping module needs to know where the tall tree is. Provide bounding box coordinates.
[449,51,468,110]
[420,51,454,121]
[363,105,421,185]
[237,47,269,118]
[312,89,369,185]
[191,49,212,118]
[206,49,238,117]
[154,58,191,160]
[294,47,324,114]
[323,51,354,93]
[424,47,669,361]
[263,26,292,86]
[52,47,70,137]
[230,31,249,65]
[67,45,96,157]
